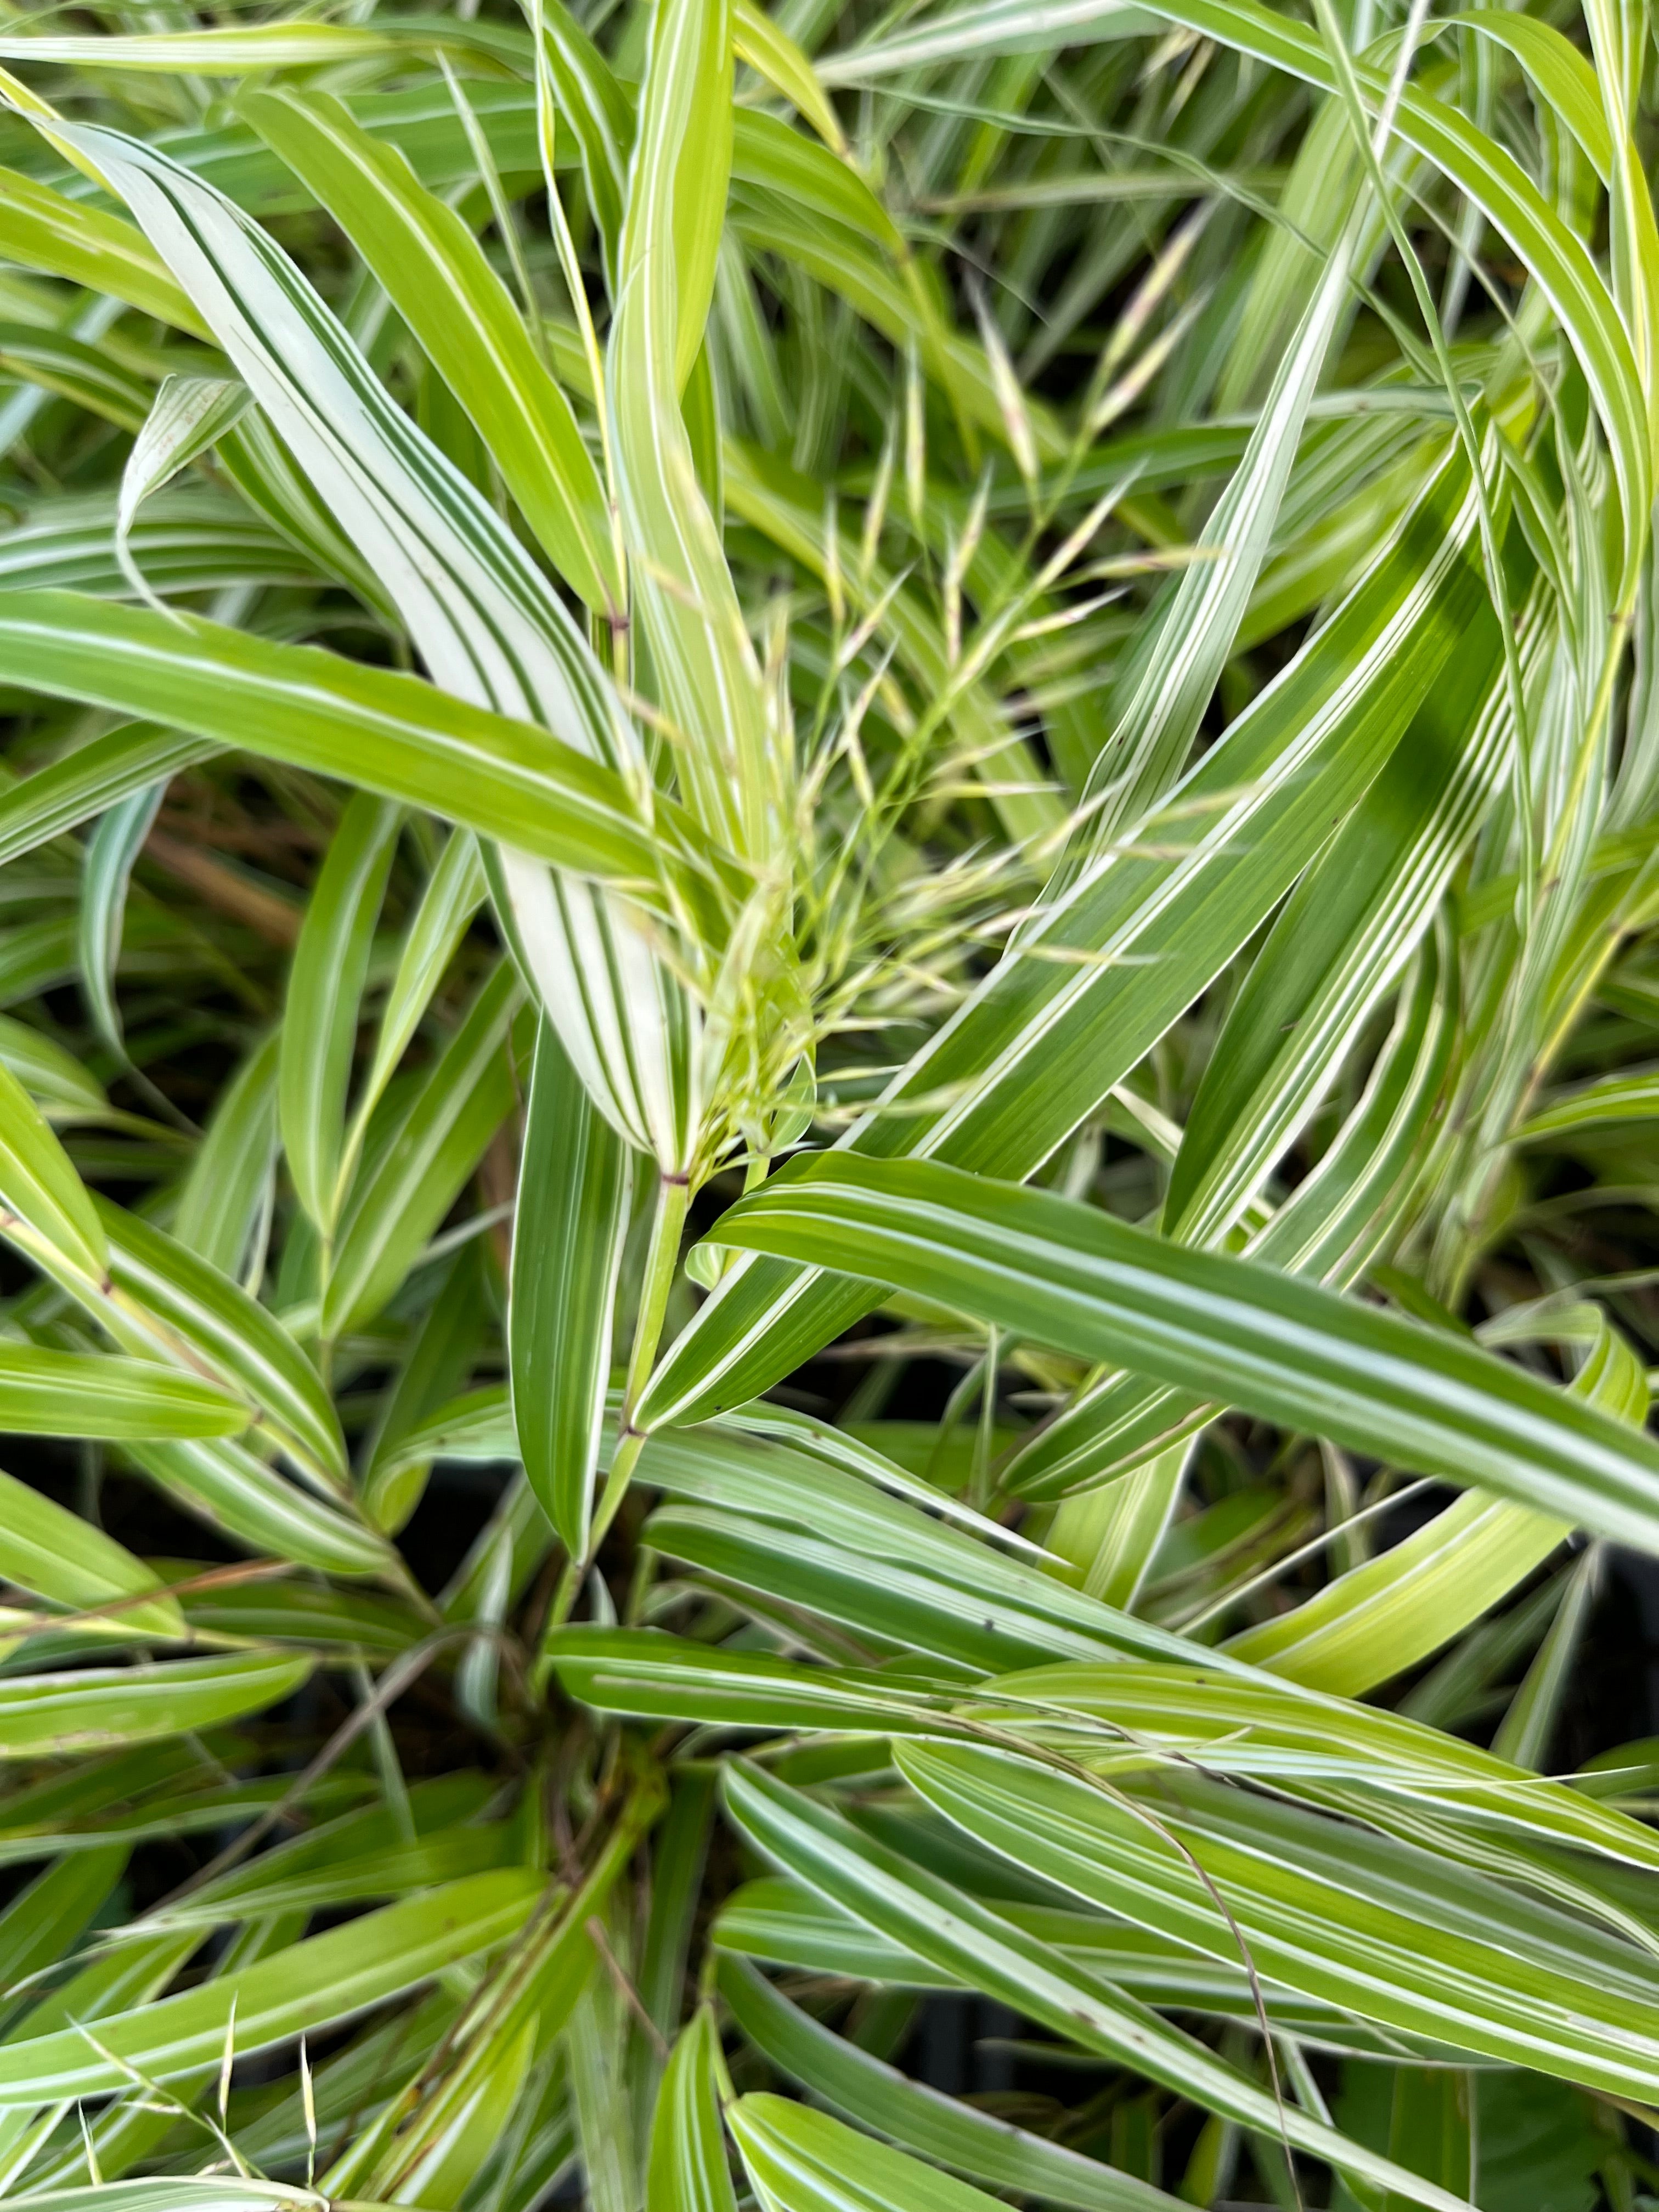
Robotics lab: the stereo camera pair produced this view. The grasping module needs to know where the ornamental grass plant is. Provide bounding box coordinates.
[0,0,1654,2203]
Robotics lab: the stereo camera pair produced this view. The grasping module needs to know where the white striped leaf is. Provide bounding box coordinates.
[114,374,251,610]
[511,1018,634,1557]
[898,1741,1659,2102]
[0,1871,541,2102]
[322,960,520,1338]
[730,2094,1023,2212]
[280,791,400,1238]
[130,1437,391,1576]
[0,1346,245,1442]
[646,2010,737,2212]
[719,1957,1172,2212]
[610,0,776,865]
[0,591,681,895]
[0,1465,183,1641]
[1012,927,1458,1497]
[1221,1308,1641,1695]
[721,1764,1477,2212]
[712,1152,1659,1555]
[77,780,165,1056]
[97,1199,349,1487]
[56,115,707,1175]
[244,89,622,620]
[0,1056,107,1278]
[0,1652,310,1763]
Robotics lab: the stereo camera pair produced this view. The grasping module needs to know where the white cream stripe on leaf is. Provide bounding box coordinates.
[54,117,709,1175]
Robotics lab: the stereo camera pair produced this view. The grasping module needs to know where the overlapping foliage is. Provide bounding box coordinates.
[0,0,1655,2201]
